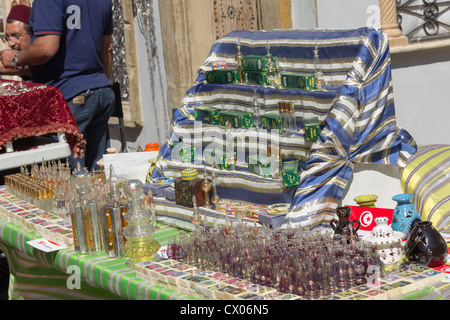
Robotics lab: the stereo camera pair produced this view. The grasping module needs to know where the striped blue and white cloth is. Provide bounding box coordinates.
[153,28,417,230]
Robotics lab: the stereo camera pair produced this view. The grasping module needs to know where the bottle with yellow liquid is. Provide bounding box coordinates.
[72,167,103,255]
[122,179,160,267]
[100,165,128,258]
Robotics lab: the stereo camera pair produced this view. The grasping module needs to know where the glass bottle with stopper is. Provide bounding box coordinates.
[142,187,157,229]
[100,165,128,258]
[210,167,220,207]
[236,35,243,83]
[251,88,262,131]
[286,102,297,133]
[265,42,277,88]
[225,120,237,170]
[71,166,102,255]
[268,144,282,180]
[313,40,325,90]
[122,179,161,267]
[201,166,212,208]
[190,195,203,232]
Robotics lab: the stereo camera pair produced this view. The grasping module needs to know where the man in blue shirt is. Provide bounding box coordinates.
[1,0,115,171]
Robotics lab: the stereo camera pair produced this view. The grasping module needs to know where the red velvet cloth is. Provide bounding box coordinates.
[0,79,84,155]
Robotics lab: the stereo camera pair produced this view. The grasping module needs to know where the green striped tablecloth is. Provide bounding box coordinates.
[0,217,196,300]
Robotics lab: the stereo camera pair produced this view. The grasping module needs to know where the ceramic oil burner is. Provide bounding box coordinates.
[330,206,360,242]
[361,217,405,265]
[391,194,422,238]
[404,221,448,268]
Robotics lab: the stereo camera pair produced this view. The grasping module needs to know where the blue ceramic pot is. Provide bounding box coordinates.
[391,194,422,238]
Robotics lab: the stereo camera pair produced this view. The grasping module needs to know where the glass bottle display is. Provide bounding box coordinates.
[101,166,128,258]
[122,179,160,267]
[71,167,102,255]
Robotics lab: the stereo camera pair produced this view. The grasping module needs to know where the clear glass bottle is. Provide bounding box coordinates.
[265,42,277,88]
[313,41,325,90]
[251,89,262,131]
[101,166,128,258]
[72,167,102,255]
[235,35,243,83]
[286,102,297,133]
[122,179,160,267]
[142,188,157,228]
[201,166,212,208]
[278,101,288,134]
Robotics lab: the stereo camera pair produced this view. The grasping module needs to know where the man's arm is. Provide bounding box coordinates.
[0,59,30,77]
[0,35,60,68]
[100,34,113,80]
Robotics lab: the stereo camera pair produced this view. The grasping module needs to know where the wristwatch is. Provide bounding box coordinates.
[11,51,20,67]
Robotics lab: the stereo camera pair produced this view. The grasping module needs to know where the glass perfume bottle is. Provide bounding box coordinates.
[225,120,236,170]
[190,195,203,232]
[201,166,212,208]
[251,89,262,131]
[268,144,282,179]
[142,188,157,228]
[286,102,297,133]
[72,167,102,255]
[101,165,128,258]
[122,179,160,267]
[277,101,288,134]
[265,42,277,88]
[211,180,220,207]
[313,41,325,90]
[236,35,243,83]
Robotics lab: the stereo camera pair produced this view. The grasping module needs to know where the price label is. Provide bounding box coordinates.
[27,238,65,252]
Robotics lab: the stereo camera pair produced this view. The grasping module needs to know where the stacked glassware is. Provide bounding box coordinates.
[167,223,385,299]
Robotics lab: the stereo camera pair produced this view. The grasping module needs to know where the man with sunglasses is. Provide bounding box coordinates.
[0,4,31,78]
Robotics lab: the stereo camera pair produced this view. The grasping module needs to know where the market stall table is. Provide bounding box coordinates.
[0,186,195,300]
[0,185,448,300]
[0,79,84,170]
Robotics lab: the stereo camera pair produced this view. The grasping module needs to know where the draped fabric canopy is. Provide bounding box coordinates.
[283,28,417,229]
[154,28,417,230]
